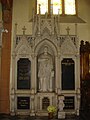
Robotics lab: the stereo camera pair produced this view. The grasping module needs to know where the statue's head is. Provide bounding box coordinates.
[44,46,48,55]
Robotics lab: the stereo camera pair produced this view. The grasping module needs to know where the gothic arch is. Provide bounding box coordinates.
[34,39,57,92]
[60,36,77,55]
[34,38,58,56]
[15,35,31,55]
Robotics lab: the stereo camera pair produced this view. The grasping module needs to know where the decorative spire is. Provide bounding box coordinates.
[66,26,70,35]
[58,8,60,35]
[75,23,77,36]
[14,23,17,37]
[75,23,78,48]
[32,8,35,35]
[22,26,26,35]
[58,8,60,22]
[51,4,53,16]
[38,4,41,36]
[15,23,17,32]
[32,8,35,21]
[45,12,48,19]
[13,23,17,49]
[39,4,41,14]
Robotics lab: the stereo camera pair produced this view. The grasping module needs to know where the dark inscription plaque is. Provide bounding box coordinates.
[61,58,75,90]
[64,96,75,110]
[42,97,50,110]
[17,97,30,109]
[17,58,31,89]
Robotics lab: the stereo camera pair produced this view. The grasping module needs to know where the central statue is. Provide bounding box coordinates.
[38,46,54,92]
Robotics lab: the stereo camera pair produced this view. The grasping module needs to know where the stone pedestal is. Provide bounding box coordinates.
[48,112,53,119]
[58,95,65,119]
[58,111,65,119]
[10,112,15,116]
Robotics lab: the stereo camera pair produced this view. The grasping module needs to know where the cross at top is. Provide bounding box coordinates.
[66,26,70,35]
[22,26,26,35]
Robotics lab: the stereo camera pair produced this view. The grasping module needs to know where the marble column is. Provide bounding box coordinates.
[31,95,35,116]
[10,53,16,115]
[0,22,3,111]
[76,88,80,116]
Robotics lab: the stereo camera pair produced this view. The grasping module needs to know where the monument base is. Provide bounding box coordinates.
[58,111,65,119]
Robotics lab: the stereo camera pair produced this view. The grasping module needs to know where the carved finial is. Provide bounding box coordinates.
[58,8,60,20]
[45,12,48,19]
[32,8,35,20]
[22,26,26,35]
[15,23,17,26]
[15,23,17,32]
[51,4,53,15]
[39,4,41,14]
[75,23,77,36]
[66,26,70,35]
[58,8,60,15]
[58,8,60,32]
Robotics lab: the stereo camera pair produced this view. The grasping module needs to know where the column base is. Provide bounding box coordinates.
[58,111,65,119]
[30,110,35,116]
[10,112,15,116]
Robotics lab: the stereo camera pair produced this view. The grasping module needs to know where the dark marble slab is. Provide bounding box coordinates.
[0,114,84,120]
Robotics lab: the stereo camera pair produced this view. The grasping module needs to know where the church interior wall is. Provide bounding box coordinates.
[12,0,32,35]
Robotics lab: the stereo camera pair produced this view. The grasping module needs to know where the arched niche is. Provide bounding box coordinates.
[37,45,55,92]
[34,39,57,92]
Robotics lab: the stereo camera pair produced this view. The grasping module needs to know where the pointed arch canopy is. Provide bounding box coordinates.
[34,38,58,56]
